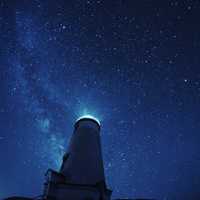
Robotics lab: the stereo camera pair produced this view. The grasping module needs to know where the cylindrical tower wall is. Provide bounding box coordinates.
[60,118,105,185]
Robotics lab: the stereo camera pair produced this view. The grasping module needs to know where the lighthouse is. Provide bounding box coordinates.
[43,116,112,200]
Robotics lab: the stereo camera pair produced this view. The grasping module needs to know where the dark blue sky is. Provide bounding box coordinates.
[1,0,200,199]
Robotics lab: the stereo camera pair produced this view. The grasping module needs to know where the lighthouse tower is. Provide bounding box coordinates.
[43,116,112,200]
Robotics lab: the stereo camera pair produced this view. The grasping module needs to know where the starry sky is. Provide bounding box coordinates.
[0,0,200,199]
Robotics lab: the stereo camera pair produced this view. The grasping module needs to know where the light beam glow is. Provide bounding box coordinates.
[76,114,101,126]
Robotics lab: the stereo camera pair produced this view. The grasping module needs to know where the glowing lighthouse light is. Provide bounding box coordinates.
[76,115,100,126]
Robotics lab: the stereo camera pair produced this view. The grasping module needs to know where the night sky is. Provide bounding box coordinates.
[1,0,200,199]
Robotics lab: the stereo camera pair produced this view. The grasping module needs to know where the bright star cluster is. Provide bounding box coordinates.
[1,0,200,199]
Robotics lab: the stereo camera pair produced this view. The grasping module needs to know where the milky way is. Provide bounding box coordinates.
[1,0,200,199]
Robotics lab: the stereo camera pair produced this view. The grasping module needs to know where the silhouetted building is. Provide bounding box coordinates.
[43,116,111,200]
